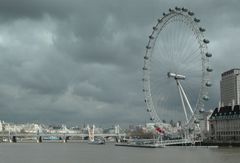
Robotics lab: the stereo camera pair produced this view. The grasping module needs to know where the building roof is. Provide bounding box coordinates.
[221,68,240,77]
[209,105,240,120]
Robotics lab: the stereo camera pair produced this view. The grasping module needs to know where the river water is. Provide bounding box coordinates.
[0,143,239,163]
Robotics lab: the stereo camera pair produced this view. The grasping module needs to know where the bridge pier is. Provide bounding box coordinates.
[12,136,17,143]
[63,137,66,143]
[65,136,70,143]
[62,136,69,143]
[37,136,42,143]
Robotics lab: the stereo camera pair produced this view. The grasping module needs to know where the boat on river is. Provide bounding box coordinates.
[88,139,106,145]
[115,139,165,148]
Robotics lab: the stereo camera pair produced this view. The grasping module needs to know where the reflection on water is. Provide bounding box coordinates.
[0,143,239,163]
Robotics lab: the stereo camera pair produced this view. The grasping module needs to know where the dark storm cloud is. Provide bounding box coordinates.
[0,0,239,125]
[0,0,76,20]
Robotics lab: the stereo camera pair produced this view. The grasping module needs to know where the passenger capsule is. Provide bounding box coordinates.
[189,128,194,132]
[150,117,155,121]
[194,18,200,23]
[146,45,151,49]
[163,12,166,16]
[194,120,200,124]
[157,19,162,23]
[199,27,206,32]
[206,67,213,72]
[149,35,154,39]
[182,8,188,12]
[199,108,205,113]
[144,56,149,60]
[206,52,212,57]
[147,109,152,112]
[169,8,173,12]
[143,67,148,70]
[203,39,210,44]
[206,81,212,87]
[142,78,147,81]
[203,95,209,101]
[153,26,158,31]
[188,11,194,16]
[175,7,181,11]
[142,89,147,92]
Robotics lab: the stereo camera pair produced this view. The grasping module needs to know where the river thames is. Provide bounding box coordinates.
[0,143,239,163]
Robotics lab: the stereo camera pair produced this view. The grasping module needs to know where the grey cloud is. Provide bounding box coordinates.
[0,0,239,125]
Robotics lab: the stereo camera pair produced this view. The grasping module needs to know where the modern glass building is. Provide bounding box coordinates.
[220,69,240,106]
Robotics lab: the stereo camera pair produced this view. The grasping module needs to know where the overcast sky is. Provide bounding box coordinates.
[0,0,239,126]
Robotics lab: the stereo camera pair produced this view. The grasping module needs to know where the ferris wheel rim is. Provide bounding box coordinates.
[143,7,212,128]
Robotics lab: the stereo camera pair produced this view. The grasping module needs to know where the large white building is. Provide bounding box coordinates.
[220,69,240,106]
[209,105,240,142]
[208,68,240,143]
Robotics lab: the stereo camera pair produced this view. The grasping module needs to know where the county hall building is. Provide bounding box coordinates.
[209,69,240,143]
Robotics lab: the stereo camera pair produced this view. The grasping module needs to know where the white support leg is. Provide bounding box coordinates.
[168,72,194,126]
[177,81,189,122]
[178,82,194,116]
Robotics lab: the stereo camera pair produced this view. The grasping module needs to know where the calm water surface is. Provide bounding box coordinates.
[0,143,239,163]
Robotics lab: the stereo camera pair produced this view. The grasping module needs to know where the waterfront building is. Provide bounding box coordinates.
[220,68,240,106]
[208,105,240,142]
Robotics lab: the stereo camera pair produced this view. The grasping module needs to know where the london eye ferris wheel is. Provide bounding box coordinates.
[142,7,213,130]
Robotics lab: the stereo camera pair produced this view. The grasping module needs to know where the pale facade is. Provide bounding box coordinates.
[209,105,240,142]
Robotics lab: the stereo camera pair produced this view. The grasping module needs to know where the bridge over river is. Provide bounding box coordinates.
[0,133,126,143]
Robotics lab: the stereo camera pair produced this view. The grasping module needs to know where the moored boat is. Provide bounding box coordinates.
[115,139,165,148]
[88,139,106,145]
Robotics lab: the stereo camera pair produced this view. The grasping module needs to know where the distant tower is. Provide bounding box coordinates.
[87,125,95,142]
[114,125,120,135]
[0,121,2,132]
[220,68,240,106]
